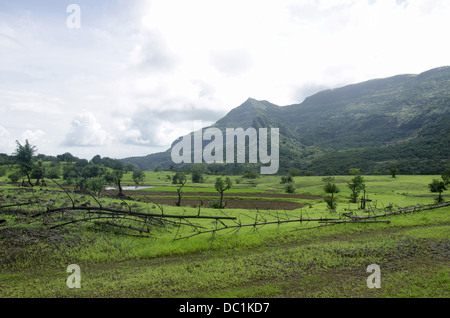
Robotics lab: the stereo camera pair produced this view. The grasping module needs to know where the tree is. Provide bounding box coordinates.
[8,171,23,183]
[132,170,145,185]
[280,175,294,184]
[347,175,365,204]
[175,174,187,207]
[87,177,106,196]
[113,169,124,196]
[13,140,37,186]
[242,169,259,179]
[212,177,232,209]
[31,159,46,186]
[389,165,399,178]
[0,166,6,177]
[324,182,340,210]
[172,172,187,185]
[192,165,204,183]
[105,162,124,196]
[442,167,450,186]
[428,179,447,203]
[289,168,300,177]
[57,152,76,163]
[348,168,360,175]
[284,182,296,193]
[91,155,102,165]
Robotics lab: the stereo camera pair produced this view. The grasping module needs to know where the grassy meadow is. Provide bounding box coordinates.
[0,170,449,298]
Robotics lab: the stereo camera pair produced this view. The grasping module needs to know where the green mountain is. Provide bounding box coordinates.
[121,66,450,175]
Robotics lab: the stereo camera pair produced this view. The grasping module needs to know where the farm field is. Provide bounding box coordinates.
[0,171,449,299]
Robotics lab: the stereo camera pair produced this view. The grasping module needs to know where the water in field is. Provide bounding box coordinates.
[104,186,154,190]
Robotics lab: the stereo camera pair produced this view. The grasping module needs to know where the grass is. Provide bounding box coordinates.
[0,172,449,298]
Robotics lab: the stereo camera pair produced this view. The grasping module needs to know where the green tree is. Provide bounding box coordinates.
[8,171,23,183]
[324,182,340,210]
[428,179,447,203]
[442,167,450,186]
[0,166,6,177]
[91,155,102,165]
[132,170,145,185]
[289,168,300,177]
[347,175,365,204]
[280,175,294,184]
[172,172,187,185]
[31,159,46,186]
[105,162,124,196]
[13,140,37,186]
[192,165,204,183]
[242,169,259,179]
[348,168,361,175]
[175,174,187,207]
[389,165,399,178]
[284,182,296,193]
[212,177,232,209]
[87,177,106,196]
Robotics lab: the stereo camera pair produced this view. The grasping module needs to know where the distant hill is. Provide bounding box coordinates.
[121,66,450,175]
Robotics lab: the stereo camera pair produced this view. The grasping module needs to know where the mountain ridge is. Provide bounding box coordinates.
[121,66,450,175]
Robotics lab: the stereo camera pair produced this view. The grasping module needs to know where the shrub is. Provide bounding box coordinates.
[284,182,296,193]
[280,175,294,184]
[0,166,6,177]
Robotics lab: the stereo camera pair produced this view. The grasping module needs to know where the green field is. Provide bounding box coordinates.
[0,171,449,298]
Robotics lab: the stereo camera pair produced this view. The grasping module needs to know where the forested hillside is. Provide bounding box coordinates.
[122,66,450,175]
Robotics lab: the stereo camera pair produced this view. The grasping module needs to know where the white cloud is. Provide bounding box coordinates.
[22,129,45,143]
[63,112,112,147]
[0,0,449,159]
[0,125,15,154]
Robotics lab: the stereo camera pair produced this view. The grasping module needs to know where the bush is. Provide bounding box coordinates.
[87,177,106,195]
[280,175,294,184]
[8,171,22,183]
[0,166,6,177]
[209,200,223,209]
[192,170,204,183]
[172,172,187,184]
[242,170,259,179]
[46,167,60,179]
[284,182,296,193]
[324,196,337,210]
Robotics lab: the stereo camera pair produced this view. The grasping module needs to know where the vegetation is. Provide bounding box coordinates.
[280,175,294,184]
[323,178,340,210]
[428,179,447,203]
[284,181,296,193]
[210,177,232,208]
[0,169,448,298]
[347,174,365,204]
[121,67,450,176]
[13,140,37,186]
[2,65,450,299]
[389,165,399,178]
[191,165,205,183]
[132,170,145,185]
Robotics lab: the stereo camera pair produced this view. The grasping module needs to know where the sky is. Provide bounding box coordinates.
[1,0,449,160]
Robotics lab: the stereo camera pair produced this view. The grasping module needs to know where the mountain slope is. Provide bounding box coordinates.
[121,66,450,175]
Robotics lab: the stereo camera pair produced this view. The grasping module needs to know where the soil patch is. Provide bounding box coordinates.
[119,190,322,200]
[144,197,305,210]
[102,189,318,210]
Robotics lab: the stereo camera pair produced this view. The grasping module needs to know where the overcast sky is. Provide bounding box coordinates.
[1,0,449,160]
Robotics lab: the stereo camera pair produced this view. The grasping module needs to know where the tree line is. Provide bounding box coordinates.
[1,140,145,196]
[2,140,449,208]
